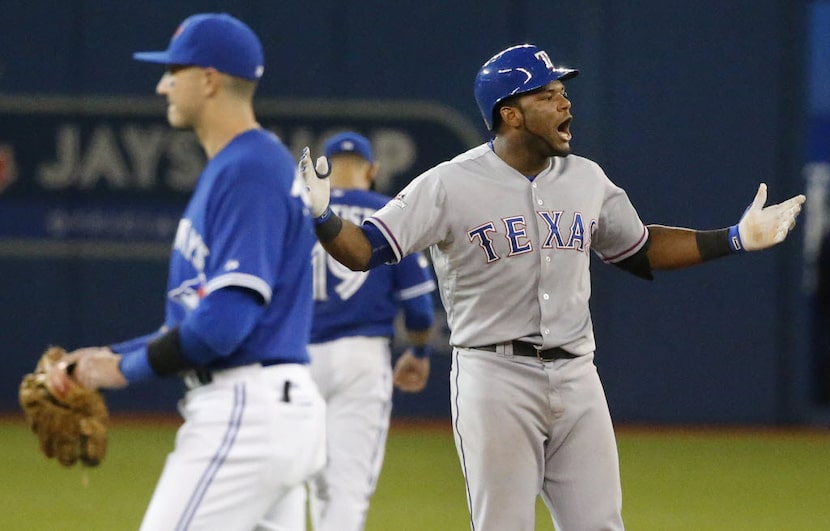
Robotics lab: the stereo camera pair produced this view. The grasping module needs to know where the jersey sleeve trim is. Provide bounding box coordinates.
[602,226,650,263]
[398,279,436,301]
[366,217,404,263]
[204,273,272,303]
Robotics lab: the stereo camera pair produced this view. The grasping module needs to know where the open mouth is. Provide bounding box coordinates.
[557,118,572,142]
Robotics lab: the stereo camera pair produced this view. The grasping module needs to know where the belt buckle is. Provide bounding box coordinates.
[534,346,544,361]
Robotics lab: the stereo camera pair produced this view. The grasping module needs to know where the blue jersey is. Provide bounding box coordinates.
[166,129,315,368]
[310,188,436,344]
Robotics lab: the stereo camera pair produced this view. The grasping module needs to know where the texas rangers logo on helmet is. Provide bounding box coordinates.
[534,50,555,70]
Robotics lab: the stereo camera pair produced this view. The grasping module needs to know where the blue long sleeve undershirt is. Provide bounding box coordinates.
[363,222,396,269]
[401,292,434,332]
[117,287,265,383]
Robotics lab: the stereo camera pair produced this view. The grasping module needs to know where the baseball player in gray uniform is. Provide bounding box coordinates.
[299,44,806,531]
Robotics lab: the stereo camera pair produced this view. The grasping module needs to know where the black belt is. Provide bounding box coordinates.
[190,359,287,386]
[475,341,573,361]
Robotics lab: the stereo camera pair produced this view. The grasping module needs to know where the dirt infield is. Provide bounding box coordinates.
[5,410,830,437]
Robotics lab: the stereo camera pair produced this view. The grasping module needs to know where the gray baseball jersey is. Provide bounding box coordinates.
[368,143,647,354]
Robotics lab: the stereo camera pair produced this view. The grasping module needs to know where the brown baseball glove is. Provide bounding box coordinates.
[18,346,109,467]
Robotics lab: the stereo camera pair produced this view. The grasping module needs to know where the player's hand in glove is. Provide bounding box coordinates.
[393,348,431,393]
[732,183,806,252]
[48,347,128,394]
[299,146,331,218]
[19,346,109,467]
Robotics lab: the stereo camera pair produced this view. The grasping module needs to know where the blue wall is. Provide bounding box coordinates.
[0,0,815,423]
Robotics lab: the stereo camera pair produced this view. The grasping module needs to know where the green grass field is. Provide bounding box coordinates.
[3,416,830,530]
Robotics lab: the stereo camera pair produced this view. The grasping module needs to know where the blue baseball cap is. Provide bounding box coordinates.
[133,13,264,81]
[324,132,374,163]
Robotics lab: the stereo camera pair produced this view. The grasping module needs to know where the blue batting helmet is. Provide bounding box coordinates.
[474,44,579,130]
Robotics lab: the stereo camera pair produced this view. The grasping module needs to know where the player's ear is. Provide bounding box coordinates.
[499,104,522,129]
[202,67,223,96]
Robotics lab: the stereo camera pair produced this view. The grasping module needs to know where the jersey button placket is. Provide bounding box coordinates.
[534,186,553,344]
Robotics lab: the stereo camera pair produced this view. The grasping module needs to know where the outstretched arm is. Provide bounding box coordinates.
[646,225,710,270]
[648,183,805,271]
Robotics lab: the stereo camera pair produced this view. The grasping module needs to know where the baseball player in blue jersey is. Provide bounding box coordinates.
[47,13,326,530]
[299,44,806,530]
[306,132,436,531]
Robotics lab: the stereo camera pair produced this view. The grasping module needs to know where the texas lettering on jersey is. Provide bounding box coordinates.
[468,210,597,262]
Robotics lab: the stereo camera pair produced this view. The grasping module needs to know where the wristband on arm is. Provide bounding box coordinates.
[696,226,744,261]
[315,207,344,242]
[146,327,190,376]
[112,329,187,383]
[726,224,746,253]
